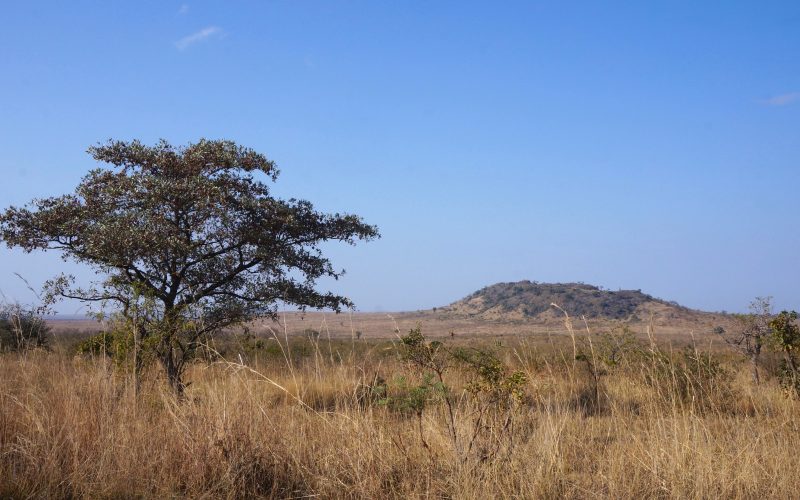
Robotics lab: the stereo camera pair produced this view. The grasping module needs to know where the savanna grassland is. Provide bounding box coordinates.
[2,314,799,499]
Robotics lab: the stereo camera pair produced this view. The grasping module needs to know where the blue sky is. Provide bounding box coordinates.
[0,1,798,314]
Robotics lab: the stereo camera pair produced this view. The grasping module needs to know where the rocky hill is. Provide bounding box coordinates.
[442,281,701,323]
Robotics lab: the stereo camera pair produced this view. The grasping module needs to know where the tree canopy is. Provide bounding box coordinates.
[0,139,379,392]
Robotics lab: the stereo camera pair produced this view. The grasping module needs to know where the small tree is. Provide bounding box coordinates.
[717,296,772,384]
[396,327,527,462]
[0,139,379,394]
[768,310,800,395]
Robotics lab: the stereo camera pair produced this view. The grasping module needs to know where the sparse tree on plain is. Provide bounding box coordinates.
[717,296,773,384]
[0,139,379,394]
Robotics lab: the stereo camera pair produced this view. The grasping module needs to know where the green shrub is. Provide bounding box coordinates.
[768,310,800,396]
[75,331,116,357]
[0,304,50,352]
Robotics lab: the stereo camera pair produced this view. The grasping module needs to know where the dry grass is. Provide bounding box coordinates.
[48,308,733,341]
[1,328,799,499]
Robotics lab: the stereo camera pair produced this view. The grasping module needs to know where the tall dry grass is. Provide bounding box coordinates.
[1,329,799,499]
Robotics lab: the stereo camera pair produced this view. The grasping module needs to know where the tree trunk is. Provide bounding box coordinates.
[133,321,141,397]
[750,351,761,385]
[158,307,187,398]
[785,351,798,392]
[161,347,186,398]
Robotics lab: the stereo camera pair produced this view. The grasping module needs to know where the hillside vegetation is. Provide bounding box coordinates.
[445,281,696,322]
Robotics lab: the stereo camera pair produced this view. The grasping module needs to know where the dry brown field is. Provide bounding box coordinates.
[4,311,795,498]
[49,308,733,341]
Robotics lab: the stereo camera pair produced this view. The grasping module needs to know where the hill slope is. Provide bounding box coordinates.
[443,281,696,322]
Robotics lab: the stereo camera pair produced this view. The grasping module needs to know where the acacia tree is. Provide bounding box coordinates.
[0,139,379,394]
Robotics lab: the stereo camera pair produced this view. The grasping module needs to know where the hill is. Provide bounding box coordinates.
[442,281,703,323]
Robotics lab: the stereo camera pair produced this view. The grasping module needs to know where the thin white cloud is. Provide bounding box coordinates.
[761,92,800,106]
[178,4,189,15]
[175,26,222,50]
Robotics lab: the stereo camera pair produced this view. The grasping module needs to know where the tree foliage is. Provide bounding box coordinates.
[0,139,379,393]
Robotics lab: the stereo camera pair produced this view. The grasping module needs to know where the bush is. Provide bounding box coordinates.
[768,310,800,396]
[0,303,50,352]
[75,331,116,357]
[393,326,528,462]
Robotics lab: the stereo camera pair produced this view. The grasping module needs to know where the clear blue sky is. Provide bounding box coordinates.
[1,1,798,314]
